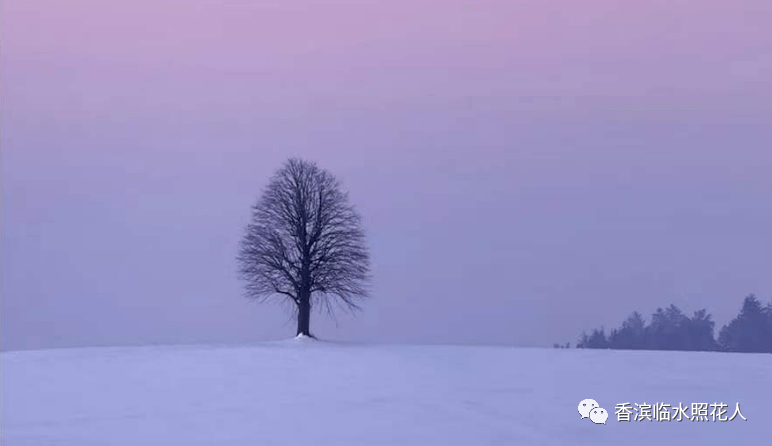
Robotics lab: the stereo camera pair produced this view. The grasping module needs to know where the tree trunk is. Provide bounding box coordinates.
[296,295,311,337]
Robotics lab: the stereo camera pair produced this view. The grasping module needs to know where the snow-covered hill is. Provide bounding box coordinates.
[2,340,770,445]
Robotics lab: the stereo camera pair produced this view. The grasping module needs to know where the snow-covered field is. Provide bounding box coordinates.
[2,339,770,445]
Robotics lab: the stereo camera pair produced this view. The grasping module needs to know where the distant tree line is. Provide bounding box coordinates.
[557,294,772,353]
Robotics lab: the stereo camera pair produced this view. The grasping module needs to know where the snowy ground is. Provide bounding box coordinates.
[2,339,770,445]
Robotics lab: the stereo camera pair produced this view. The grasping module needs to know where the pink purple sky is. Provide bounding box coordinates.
[2,0,771,350]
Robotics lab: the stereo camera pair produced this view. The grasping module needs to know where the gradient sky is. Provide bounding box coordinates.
[2,0,771,350]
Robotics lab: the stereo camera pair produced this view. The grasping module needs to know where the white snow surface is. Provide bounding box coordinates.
[2,340,771,445]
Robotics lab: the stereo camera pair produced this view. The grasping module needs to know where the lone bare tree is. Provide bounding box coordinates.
[237,158,370,338]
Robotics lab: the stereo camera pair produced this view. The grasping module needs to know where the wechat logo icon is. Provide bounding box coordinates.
[578,399,608,424]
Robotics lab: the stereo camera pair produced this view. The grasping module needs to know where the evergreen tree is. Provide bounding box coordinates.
[718,294,772,353]
[608,311,646,350]
[682,309,719,351]
[646,305,688,350]
[578,328,608,349]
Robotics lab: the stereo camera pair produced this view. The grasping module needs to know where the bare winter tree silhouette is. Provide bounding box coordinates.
[237,158,370,338]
